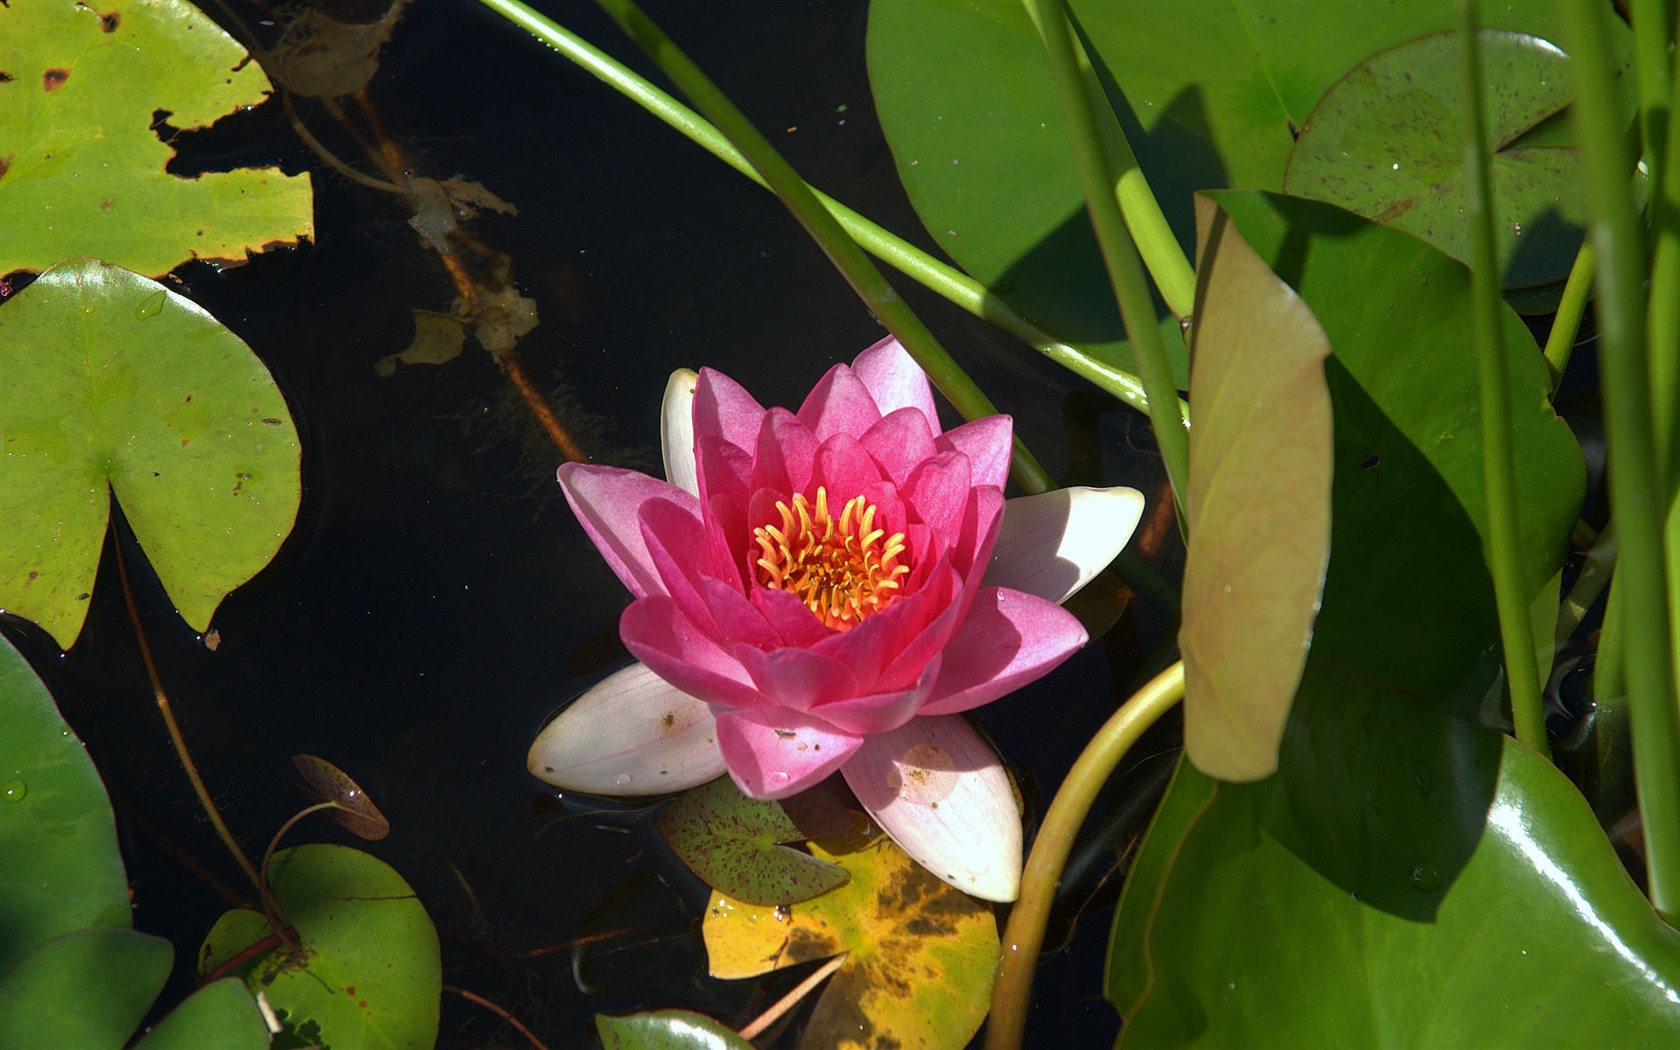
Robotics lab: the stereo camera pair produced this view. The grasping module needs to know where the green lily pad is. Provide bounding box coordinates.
[1284,30,1601,289]
[1107,684,1680,1046]
[0,0,313,276]
[704,833,997,1050]
[0,258,302,650]
[866,0,1629,362]
[1210,191,1582,721]
[656,776,850,906]
[134,978,269,1050]
[0,632,129,972]
[597,1009,753,1050]
[198,844,439,1050]
[1179,194,1333,782]
[0,926,172,1048]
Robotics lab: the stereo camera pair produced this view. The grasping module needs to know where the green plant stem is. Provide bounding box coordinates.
[259,801,337,950]
[584,0,1052,495]
[472,0,1183,430]
[1028,0,1190,513]
[1459,1,1549,756]
[985,660,1184,1050]
[1652,36,1680,485]
[113,538,261,892]
[1542,240,1595,390]
[1557,521,1617,649]
[1017,3,1196,320]
[1632,0,1673,219]
[1563,0,1680,923]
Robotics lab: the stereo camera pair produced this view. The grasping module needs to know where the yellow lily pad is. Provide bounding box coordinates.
[703,832,997,1049]
[0,0,313,276]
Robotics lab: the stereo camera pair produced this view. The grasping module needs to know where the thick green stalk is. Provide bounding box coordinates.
[1632,0,1673,215]
[1541,241,1594,390]
[586,0,1055,492]
[985,661,1185,1050]
[473,0,1179,427]
[1458,2,1548,754]
[1562,0,1680,922]
[1028,0,1190,512]
[1017,2,1196,320]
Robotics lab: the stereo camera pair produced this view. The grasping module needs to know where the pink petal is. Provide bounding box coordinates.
[919,586,1088,715]
[640,497,726,633]
[661,369,701,496]
[735,644,860,712]
[558,463,697,600]
[813,432,889,503]
[982,486,1146,604]
[697,578,783,650]
[809,656,939,735]
[851,336,939,429]
[750,586,834,648]
[528,663,725,795]
[948,484,1006,580]
[936,414,1013,491]
[860,407,939,489]
[693,366,766,453]
[798,362,884,439]
[715,707,863,799]
[621,596,765,710]
[842,715,1022,901]
[752,409,818,497]
[903,451,973,538]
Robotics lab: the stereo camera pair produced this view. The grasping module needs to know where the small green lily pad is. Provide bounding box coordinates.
[133,978,269,1050]
[0,259,302,650]
[656,776,850,906]
[0,0,313,276]
[597,1009,753,1049]
[197,844,440,1050]
[0,926,172,1048]
[1284,29,1604,289]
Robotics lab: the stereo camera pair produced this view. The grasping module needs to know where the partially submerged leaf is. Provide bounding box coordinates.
[197,844,439,1050]
[374,311,465,377]
[1179,194,1333,781]
[1284,30,1604,288]
[0,633,129,972]
[0,0,313,275]
[0,259,302,649]
[703,833,997,1050]
[597,1009,753,1050]
[0,927,172,1048]
[292,755,391,841]
[262,0,411,99]
[656,776,849,906]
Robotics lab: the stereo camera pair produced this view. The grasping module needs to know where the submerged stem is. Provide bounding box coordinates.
[986,660,1185,1050]
[113,537,260,891]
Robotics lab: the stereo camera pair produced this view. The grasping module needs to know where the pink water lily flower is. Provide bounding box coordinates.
[530,337,1143,901]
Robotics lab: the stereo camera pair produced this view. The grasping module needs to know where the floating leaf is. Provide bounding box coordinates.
[0,927,172,1048]
[1108,679,1680,1046]
[0,259,302,649]
[1284,30,1602,288]
[597,1009,753,1050]
[133,978,269,1050]
[1179,194,1333,781]
[198,844,440,1050]
[0,0,313,276]
[703,833,997,1049]
[656,776,849,906]
[0,632,129,971]
[292,755,391,842]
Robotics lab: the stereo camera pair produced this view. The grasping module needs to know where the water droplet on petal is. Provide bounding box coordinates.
[2,780,26,802]
[612,773,632,787]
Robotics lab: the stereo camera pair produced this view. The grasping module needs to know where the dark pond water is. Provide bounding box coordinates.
[6,0,1181,1044]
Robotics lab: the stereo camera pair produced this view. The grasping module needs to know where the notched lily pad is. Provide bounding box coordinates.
[656,776,850,906]
[0,259,302,650]
[1284,29,1611,289]
[197,844,439,1050]
[702,832,997,1050]
[0,0,313,276]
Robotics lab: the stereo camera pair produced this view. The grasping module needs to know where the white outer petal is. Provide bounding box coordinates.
[528,663,725,795]
[982,486,1146,605]
[842,715,1022,902]
[661,368,700,495]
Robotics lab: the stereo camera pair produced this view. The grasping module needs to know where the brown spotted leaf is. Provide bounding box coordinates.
[703,832,998,1049]
[656,776,849,906]
[292,755,390,841]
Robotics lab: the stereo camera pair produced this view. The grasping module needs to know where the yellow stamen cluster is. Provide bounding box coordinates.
[751,486,910,630]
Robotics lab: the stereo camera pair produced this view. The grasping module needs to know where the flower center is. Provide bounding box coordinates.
[751,486,910,630]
